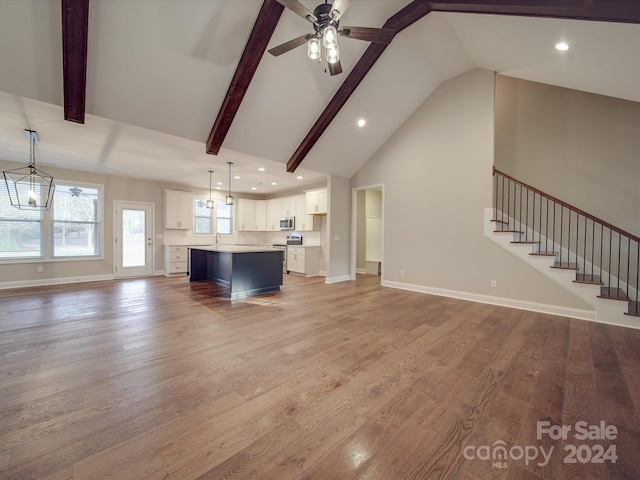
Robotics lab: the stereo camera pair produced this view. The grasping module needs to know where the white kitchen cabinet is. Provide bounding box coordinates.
[265,198,281,231]
[287,246,321,276]
[306,188,327,215]
[294,194,314,231]
[237,198,257,231]
[164,245,189,276]
[237,199,268,231]
[164,190,192,229]
[280,196,295,217]
[255,200,266,231]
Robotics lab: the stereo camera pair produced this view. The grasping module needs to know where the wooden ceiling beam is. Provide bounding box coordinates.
[61,0,89,124]
[206,0,284,155]
[427,0,640,24]
[286,0,432,172]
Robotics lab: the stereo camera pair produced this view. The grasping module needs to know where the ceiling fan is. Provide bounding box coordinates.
[269,0,396,76]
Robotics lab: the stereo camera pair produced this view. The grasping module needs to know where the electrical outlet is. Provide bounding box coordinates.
[491,279,497,288]
[37,265,44,273]
[400,269,405,277]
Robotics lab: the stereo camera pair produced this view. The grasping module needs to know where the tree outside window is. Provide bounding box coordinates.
[52,185,100,257]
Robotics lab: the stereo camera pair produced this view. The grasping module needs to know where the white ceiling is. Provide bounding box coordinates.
[0,0,639,194]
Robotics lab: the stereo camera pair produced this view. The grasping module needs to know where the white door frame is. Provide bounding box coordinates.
[350,184,384,281]
[113,200,155,278]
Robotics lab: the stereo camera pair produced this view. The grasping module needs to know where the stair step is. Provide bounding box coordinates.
[511,241,539,244]
[530,251,557,256]
[598,287,630,301]
[625,301,640,317]
[494,230,523,234]
[491,219,509,225]
[551,262,579,270]
[574,274,604,285]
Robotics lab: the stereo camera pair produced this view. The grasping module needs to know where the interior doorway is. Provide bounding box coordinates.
[351,185,383,282]
[114,201,154,278]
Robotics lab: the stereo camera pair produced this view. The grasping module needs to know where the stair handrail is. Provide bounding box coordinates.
[493,166,640,244]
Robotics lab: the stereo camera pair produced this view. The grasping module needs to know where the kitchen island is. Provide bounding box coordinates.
[189,246,283,299]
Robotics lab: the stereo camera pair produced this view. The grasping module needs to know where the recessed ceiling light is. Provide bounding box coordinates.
[216,186,222,190]
[271,182,277,186]
[251,187,257,190]
[297,176,303,180]
[357,118,366,127]
[216,182,223,185]
[555,42,569,51]
[234,175,240,179]
[258,167,265,172]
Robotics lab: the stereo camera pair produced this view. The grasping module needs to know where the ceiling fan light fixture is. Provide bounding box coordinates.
[322,25,338,48]
[307,37,321,60]
[326,43,339,64]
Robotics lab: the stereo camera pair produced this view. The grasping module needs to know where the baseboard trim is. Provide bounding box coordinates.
[381,280,597,321]
[0,274,115,290]
[355,268,367,274]
[325,275,352,284]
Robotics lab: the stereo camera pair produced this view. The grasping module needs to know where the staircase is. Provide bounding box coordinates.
[486,168,639,329]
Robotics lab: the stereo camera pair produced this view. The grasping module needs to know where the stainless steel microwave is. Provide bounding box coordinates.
[280,217,295,230]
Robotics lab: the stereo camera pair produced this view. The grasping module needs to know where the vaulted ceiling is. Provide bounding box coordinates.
[1,0,639,195]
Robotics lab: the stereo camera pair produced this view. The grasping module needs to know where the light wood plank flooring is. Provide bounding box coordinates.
[1,274,639,479]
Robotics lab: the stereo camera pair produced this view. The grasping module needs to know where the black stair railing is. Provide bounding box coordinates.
[493,167,639,317]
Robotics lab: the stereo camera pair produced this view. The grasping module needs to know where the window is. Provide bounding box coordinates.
[193,198,233,235]
[0,183,42,258]
[52,185,101,257]
[194,197,213,235]
[216,201,233,235]
[0,180,102,261]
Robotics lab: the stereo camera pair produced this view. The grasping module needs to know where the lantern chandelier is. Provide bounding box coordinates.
[206,170,215,209]
[225,162,234,206]
[3,129,55,210]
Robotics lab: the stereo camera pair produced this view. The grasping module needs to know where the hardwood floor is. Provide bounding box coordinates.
[1,274,639,480]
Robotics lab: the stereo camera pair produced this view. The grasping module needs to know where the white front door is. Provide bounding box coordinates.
[114,201,154,278]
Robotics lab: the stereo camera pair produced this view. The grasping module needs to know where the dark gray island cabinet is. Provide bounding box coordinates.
[189,246,283,299]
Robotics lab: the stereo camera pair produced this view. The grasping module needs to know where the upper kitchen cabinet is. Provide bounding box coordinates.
[306,188,327,215]
[294,194,314,231]
[255,200,266,231]
[164,189,192,229]
[280,196,295,217]
[265,198,281,232]
[237,199,266,231]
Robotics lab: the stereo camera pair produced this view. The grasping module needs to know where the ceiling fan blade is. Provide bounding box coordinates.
[268,33,312,57]
[328,60,342,76]
[275,0,317,22]
[329,0,351,20]
[340,26,396,44]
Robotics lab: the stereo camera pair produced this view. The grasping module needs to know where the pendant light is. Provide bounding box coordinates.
[225,162,234,206]
[3,129,55,210]
[206,170,214,209]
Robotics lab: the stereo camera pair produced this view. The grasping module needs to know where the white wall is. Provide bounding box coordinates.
[495,75,640,237]
[351,69,591,311]
[326,175,351,282]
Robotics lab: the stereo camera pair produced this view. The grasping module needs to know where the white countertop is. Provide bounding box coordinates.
[189,245,281,254]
